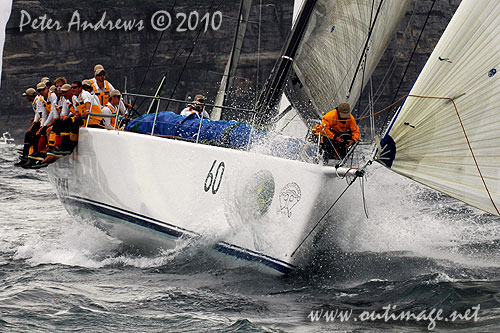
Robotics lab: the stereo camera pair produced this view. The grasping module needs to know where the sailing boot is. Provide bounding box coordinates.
[45,131,58,155]
[14,156,28,167]
[48,135,73,157]
[20,158,37,169]
[28,160,50,169]
[28,151,47,161]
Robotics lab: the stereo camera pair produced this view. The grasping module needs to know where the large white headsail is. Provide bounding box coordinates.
[0,0,12,86]
[286,0,411,124]
[382,0,500,216]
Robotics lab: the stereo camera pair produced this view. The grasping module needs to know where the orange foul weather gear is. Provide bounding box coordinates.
[92,80,110,106]
[313,108,360,142]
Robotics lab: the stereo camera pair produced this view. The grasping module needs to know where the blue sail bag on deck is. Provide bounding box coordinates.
[126,111,264,148]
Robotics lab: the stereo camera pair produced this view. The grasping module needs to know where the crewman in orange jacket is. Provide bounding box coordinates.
[313,102,360,161]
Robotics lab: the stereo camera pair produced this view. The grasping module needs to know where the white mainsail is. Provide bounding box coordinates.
[286,0,411,124]
[0,0,12,86]
[293,0,305,25]
[382,0,500,216]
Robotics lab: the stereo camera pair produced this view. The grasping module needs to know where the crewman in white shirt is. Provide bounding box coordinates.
[25,82,54,161]
[71,80,102,127]
[15,88,40,166]
[180,94,210,119]
[43,85,60,128]
[82,79,104,109]
[101,89,124,128]
[90,64,131,113]
[34,82,50,128]
[46,78,69,152]
[59,84,75,118]
[46,84,82,158]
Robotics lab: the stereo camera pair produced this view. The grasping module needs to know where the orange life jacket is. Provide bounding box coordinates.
[104,102,119,128]
[75,94,102,126]
[40,95,52,113]
[92,80,110,106]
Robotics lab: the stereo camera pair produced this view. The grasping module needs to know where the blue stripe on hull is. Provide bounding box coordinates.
[64,196,295,274]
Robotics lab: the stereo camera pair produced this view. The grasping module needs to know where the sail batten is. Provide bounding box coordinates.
[383,0,500,216]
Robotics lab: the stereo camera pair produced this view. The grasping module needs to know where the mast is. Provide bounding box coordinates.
[254,0,317,127]
[212,0,252,120]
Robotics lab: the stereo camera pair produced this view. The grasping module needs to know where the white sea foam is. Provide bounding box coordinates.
[327,162,500,268]
[12,215,207,269]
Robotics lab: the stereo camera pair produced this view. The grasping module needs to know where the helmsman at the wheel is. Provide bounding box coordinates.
[313,102,360,160]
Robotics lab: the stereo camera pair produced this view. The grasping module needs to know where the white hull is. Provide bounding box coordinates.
[47,128,356,274]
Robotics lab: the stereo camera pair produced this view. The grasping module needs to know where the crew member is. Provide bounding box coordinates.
[313,102,360,161]
[45,79,70,154]
[180,94,209,118]
[46,84,83,158]
[90,64,111,107]
[101,90,124,128]
[14,88,40,167]
[27,82,53,161]
[82,79,103,109]
[71,80,102,127]
[90,64,131,113]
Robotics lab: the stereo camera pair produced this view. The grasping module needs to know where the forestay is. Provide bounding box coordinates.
[286,0,411,125]
[381,0,500,216]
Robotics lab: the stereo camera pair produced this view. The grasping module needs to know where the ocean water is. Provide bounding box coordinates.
[2,144,500,332]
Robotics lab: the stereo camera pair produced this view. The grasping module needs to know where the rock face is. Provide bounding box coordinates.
[1,0,460,138]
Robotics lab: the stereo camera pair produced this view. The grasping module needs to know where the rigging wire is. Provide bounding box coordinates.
[135,0,225,112]
[354,0,375,116]
[346,0,385,99]
[166,0,223,110]
[132,0,178,109]
[254,0,263,108]
[290,173,360,257]
[290,161,372,257]
[361,176,369,218]
[356,2,418,120]
[379,0,437,135]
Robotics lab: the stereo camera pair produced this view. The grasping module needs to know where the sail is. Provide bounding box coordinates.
[381,0,500,216]
[293,0,305,25]
[274,0,309,138]
[285,0,411,125]
[0,0,12,86]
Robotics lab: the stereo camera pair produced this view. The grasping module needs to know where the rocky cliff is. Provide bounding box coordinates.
[1,0,460,138]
